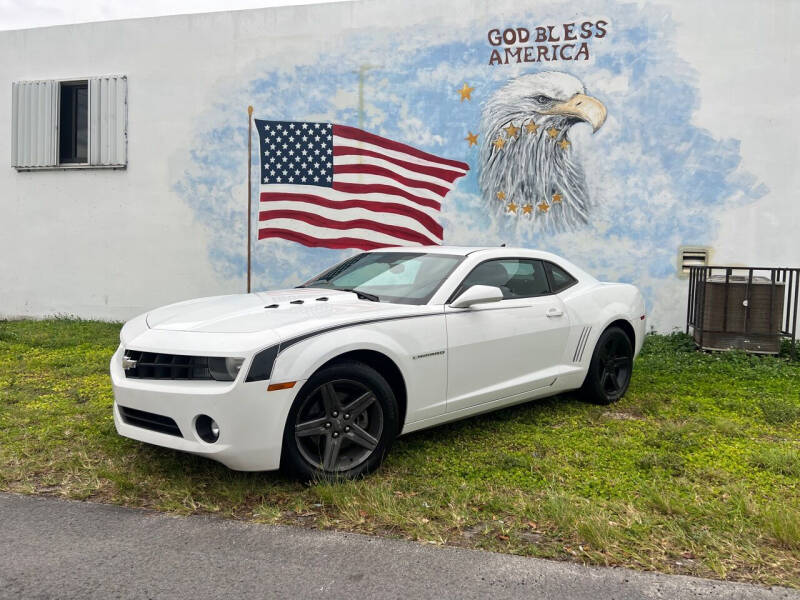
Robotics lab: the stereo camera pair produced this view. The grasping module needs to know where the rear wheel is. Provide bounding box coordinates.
[281,361,398,481]
[581,326,633,405]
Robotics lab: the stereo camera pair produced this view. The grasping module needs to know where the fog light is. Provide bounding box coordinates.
[196,414,220,443]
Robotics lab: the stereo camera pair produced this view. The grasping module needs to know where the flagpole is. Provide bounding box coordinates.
[247,105,253,294]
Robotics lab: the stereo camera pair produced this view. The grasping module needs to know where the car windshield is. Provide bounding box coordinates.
[299,252,463,305]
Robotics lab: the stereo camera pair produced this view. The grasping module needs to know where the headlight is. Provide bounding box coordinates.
[246,345,279,382]
[208,357,244,381]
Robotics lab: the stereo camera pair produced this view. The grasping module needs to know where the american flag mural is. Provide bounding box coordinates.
[255,120,469,250]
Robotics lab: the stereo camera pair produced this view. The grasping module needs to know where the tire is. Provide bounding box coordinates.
[280,361,399,481]
[580,326,634,405]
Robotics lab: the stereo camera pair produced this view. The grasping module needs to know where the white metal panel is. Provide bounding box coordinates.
[11,80,57,168]
[89,75,127,166]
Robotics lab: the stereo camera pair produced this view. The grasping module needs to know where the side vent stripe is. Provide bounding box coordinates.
[579,327,592,362]
[580,327,591,361]
[573,326,592,363]
[572,328,586,362]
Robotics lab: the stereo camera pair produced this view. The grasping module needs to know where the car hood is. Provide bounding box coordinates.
[145,288,421,334]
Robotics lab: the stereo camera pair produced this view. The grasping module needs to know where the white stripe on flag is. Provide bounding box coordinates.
[259,218,426,248]
[333,155,457,189]
[260,185,442,220]
[333,173,447,202]
[259,200,442,243]
[333,135,468,174]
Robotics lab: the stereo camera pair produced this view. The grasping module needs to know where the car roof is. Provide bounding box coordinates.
[368,245,551,258]
[366,245,485,256]
[367,245,598,284]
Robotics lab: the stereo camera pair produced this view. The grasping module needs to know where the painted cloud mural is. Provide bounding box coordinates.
[175,0,765,331]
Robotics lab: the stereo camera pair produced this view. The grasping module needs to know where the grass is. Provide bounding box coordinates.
[1,320,799,587]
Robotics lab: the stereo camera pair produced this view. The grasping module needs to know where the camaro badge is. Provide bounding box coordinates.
[411,350,446,360]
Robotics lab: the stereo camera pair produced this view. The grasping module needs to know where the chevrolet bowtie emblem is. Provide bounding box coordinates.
[122,356,138,370]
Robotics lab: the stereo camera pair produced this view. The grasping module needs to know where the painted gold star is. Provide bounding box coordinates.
[493,136,506,150]
[507,201,518,214]
[558,138,571,150]
[496,191,506,201]
[458,82,475,102]
[552,192,563,203]
[537,201,550,213]
[504,123,519,138]
[547,126,560,139]
[525,121,539,134]
[465,131,478,147]
[522,204,533,215]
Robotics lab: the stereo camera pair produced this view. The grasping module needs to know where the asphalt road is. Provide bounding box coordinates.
[1,492,797,600]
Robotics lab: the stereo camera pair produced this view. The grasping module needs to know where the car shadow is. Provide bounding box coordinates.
[119,391,590,489]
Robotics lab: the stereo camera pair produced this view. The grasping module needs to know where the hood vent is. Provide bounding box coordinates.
[265,296,331,309]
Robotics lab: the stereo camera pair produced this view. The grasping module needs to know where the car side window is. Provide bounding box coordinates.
[544,261,578,292]
[457,259,551,300]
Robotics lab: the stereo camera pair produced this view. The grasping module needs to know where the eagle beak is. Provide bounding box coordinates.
[544,93,607,132]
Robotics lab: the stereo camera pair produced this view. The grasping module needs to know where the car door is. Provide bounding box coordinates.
[444,258,572,413]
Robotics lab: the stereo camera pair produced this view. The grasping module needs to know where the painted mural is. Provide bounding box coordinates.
[175,1,765,331]
[479,71,605,230]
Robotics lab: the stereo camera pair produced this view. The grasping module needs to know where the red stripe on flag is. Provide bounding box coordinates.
[333,124,470,172]
[332,182,441,211]
[259,192,443,238]
[257,228,394,251]
[334,146,466,183]
[259,210,437,246]
[334,164,450,197]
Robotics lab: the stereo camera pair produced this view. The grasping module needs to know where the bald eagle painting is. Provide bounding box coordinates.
[479,71,607,231]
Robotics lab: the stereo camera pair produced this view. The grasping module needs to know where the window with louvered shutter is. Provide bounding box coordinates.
[11,75,127,169]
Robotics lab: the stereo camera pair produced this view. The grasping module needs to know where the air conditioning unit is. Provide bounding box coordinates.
[690,271,786,354]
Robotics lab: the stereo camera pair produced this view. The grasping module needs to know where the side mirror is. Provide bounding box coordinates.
[449,285,504,309]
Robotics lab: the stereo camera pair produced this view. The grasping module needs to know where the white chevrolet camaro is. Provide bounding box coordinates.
[111,247,646,479]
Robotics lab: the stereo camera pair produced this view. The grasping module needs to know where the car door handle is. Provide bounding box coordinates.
[546,307,564,318]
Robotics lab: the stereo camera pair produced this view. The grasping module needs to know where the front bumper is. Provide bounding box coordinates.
[110,344,302,471]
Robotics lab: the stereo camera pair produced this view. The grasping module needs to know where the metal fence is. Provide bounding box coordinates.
[685,266,799,359]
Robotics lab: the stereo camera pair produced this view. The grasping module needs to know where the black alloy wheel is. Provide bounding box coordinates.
[581,326,634,404]
[281,361,398,480]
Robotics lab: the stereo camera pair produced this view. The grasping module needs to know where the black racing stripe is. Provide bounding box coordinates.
[277,312,442,353]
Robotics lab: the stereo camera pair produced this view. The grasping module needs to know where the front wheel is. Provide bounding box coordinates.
[581,326,634,405]
[280,361,398,481]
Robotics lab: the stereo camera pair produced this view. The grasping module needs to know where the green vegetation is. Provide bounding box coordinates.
[1,320,798,586]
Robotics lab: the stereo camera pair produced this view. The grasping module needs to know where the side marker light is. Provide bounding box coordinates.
[267,381,296,392]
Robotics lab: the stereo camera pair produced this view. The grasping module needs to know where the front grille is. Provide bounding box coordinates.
[119,406,183,437]
[124,349,215,380]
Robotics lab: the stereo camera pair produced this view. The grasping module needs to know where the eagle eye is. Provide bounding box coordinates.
[533,95,552,104]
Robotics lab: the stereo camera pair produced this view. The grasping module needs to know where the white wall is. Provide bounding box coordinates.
[672,0,800,267]
[1,0,798,326]
[0,1,445,319]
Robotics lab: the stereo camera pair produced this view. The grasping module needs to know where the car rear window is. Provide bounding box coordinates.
[544,261,578,292]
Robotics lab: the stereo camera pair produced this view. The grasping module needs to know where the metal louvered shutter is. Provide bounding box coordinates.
[11,76,127,169]
[678,246,710,277]
[89,75,127,166]
[11,80,59,168]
